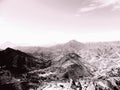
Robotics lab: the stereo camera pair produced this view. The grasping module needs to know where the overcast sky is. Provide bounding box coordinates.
[0,0,120,46]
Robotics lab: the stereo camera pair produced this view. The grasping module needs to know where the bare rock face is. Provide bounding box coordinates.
[54,53,92,81]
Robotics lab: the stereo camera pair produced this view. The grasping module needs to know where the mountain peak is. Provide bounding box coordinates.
[65,40,84,49]
[67,40,79,44]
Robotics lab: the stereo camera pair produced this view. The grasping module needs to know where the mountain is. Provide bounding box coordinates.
[0,48,44,90]
[0,48,51,74]
[52,40,85,52]
[16,40,84,54]
[0,48,37,74]
[53,53,92,80]
[14,40,85,61]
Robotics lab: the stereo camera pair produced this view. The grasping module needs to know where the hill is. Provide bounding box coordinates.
[0,48,51,74]
[49,53,92,81]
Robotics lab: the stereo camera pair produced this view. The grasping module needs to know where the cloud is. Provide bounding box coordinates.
[78,0,120,13]
[98,0,119,6]
[79,7,96,12]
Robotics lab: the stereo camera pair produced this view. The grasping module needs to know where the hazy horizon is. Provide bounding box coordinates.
[0,0,120,46]
[1,39,120,50]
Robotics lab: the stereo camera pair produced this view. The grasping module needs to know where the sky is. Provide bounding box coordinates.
[0,0,120,46]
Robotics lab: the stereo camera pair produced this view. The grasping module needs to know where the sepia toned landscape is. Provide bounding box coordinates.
[1,0,120,90]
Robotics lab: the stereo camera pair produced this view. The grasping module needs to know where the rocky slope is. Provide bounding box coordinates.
[1,41,120,90]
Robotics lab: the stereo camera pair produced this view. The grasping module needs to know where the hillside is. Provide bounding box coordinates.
[1,41,120,89]
[54,53,92,80]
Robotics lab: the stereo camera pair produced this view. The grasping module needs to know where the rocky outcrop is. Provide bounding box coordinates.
[54,53,92,81]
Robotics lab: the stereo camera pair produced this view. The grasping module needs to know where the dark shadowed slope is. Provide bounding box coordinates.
[0,48,51,74]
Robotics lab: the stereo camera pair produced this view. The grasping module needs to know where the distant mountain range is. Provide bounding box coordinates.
[1,40,120,56]
[13,40,85,56]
